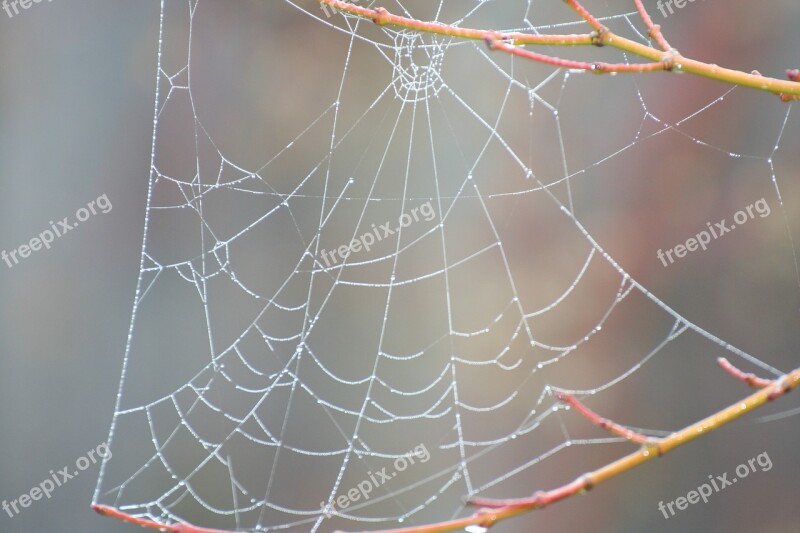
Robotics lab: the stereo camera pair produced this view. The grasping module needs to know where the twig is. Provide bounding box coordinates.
[92,504,232,533]
[633,0,672,51]
[486,38,676,74]
[317,0,800,99]
[563,0,605,33]
[554,391,652,444]
[717,357,772,388]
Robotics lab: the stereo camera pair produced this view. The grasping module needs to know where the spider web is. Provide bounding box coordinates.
[94,1,800,531]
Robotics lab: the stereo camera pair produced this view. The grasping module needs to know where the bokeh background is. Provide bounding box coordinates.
[1,1,799,532]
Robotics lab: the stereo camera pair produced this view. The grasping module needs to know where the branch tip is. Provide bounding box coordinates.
[717,357,772,388]
[556,391,651,444]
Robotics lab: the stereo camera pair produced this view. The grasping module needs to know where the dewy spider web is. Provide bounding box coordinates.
[94,1,799,532]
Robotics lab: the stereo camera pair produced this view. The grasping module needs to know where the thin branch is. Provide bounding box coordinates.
[317,0,800,99]
[554,391,652,444]
[486,38,675,74]
[563,0,606,33]
[633,0,672,51]
[92,505,232,533]
[717,357,772,388]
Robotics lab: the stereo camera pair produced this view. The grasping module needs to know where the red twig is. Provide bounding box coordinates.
[717,357,772,388]
[487,38,674,74]
[563,0,605,33]
[92,505,231,533]
[633,0,672,51]
[554,391,653,444]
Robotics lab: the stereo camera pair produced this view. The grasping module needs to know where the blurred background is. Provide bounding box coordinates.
[1,1,799,532]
